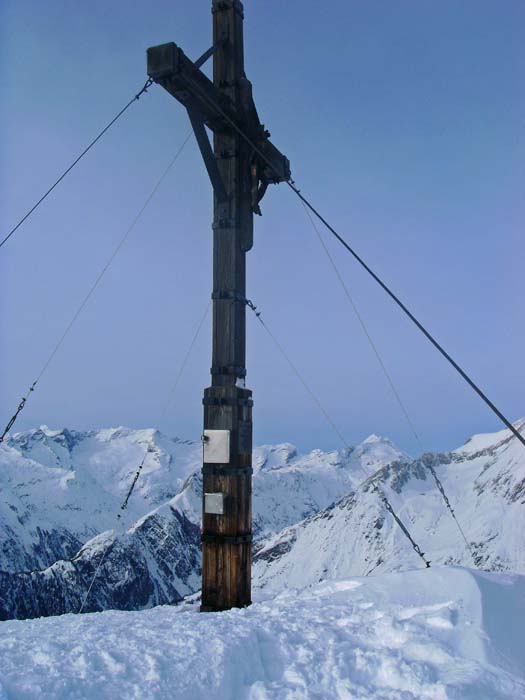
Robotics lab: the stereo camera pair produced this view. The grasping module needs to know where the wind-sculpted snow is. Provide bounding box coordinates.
[0,567,523,699]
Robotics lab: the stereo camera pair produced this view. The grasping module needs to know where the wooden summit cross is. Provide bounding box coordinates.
[147,0,290,611]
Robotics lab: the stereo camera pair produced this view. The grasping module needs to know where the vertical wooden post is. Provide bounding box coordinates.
[147,0,288,612]
[201,0,253,612]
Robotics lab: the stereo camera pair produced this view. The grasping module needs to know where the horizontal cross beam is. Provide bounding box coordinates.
[147,41,290,184]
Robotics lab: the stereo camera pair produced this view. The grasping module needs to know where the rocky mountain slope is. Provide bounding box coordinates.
[0,427,201,573]
[254,421,525,590]
[0,421,523,620]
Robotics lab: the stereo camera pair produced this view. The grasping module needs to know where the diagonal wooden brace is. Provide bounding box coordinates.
[186,103,228,202]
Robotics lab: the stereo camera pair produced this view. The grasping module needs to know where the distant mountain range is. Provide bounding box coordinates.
[1,421,523,619]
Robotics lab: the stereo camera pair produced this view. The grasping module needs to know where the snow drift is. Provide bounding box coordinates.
[0,567,523,699]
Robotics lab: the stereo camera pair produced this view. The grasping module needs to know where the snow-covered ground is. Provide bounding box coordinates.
[1,567,523,700]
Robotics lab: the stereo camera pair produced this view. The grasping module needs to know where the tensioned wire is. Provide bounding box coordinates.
[0,133,193,444]
[246,300,431,570]
[78,299,210,614]
[4,300,210,605]
[180,70,507,570]
[0,79,154,251]
[181,71,525,451]
[299,200,476,566]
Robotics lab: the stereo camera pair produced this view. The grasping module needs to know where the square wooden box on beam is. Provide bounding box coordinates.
[146,42,180,80]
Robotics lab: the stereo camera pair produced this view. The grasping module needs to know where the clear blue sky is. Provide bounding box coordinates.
[1,0,523,454]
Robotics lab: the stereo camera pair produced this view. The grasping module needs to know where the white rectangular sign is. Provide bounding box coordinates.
[204,492,225,515]
[203,429,230,463]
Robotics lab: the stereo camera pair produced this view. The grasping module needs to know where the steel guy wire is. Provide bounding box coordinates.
[0,133,193,445]
[1,79,154,251]
[373,484,431,568]
[4,303,210,584]
[117,301,211,525]
[245,298,430,570]
[424,462,474,559]
[300,200,476,565]
[245,299,350,450]
[77,542,111,615]
[288,181,525,451]
[78,300,210,614]
[300,201,423,451]
[180,73,525,451]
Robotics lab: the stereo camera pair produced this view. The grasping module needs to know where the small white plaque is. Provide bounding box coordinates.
[203,429,230,463]
[205,492,225,515]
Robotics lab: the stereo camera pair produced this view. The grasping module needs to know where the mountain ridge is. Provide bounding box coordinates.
[1,420,523,619]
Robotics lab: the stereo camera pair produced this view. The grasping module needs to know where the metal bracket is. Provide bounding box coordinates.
[212,217,236,229]
[211,365,246,378]
[203,396,254,407]
[201,533,252,544]
[203,465,253,476]
[217,149,238,159]
[212,0,244,17]
[212,290,246,303]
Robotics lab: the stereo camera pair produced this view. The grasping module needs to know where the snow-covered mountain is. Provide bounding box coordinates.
[254,421,525,590]
[251,435,406,537]
[0,426,403,573]
[0,427,201,573]
[0,425,403,619]
[0,421,523,620]
[0,501,201,620]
